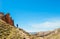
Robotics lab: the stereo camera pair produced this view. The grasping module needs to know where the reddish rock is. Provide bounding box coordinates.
[0,13,14,26]
[4,13,14,26]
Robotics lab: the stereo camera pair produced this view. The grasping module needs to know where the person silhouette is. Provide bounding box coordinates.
[16,24,18,28]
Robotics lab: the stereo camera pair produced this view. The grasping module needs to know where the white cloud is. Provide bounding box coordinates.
[29,19,60,32]
[25,18,60,32]
[31,21,60,28]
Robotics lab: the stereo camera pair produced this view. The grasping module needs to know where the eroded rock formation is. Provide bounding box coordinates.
[0,12,14,26]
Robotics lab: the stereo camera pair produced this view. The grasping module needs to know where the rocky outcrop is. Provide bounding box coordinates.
[0,12,14,26]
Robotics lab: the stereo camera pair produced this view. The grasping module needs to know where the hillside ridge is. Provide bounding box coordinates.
[0,19,30,39]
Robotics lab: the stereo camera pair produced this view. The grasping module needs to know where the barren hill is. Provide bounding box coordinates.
[32,28,60,39]
[0,19,30,39]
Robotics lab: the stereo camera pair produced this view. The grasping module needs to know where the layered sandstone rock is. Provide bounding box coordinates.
[0,12,14,26]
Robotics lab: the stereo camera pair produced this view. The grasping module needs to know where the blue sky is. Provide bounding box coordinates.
[0,0,60,32]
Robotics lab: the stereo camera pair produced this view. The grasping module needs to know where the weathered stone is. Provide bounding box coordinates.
[0,12,14,26]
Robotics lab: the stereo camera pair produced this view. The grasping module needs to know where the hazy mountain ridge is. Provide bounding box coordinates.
[32,28,60,39]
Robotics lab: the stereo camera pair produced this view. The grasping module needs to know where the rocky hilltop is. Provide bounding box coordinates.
[0,12,31,39]
[0,12,14,26]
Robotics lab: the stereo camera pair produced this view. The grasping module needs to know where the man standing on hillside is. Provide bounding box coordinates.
[16,24,18,28]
